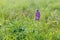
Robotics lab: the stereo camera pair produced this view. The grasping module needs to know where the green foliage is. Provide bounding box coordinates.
[0,0,60,40]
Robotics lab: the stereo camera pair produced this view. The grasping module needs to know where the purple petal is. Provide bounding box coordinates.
[35,10,40,20]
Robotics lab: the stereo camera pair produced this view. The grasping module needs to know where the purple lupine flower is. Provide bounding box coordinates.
[35,10,40,21]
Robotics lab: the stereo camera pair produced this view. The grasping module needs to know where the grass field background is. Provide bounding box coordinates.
[0,0,60,40]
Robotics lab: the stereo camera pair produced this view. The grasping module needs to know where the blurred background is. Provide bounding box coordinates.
[0,0,60,40]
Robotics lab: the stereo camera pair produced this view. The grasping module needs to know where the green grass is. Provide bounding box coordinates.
[0,0,60,40]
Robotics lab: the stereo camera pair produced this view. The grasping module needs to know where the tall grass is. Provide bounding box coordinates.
[0,0,60,40]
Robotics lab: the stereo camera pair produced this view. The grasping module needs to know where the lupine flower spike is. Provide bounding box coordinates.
[35,9,40,21]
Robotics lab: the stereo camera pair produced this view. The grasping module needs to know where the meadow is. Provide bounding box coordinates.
[0,0,60,40]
